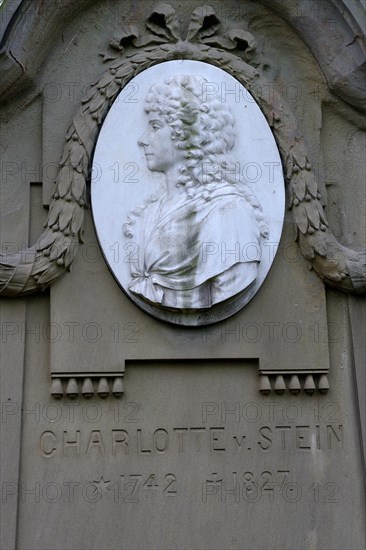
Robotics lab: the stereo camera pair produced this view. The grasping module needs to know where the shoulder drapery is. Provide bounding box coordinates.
[128,184,261,308]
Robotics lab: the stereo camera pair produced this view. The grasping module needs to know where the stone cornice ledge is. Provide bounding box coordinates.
[1,0,365,109]
[0,0,94,100]
[258,0,366,112]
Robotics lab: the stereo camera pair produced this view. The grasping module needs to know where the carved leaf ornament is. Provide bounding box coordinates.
[0,3,365,297]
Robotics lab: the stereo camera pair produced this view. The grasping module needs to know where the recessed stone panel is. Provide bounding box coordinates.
[17,355,365,549]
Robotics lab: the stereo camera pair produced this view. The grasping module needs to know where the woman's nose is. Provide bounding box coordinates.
[138,131,149,147]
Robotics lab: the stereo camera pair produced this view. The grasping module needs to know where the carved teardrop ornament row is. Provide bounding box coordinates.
[259,373,329,395]
[51,376,124,399]
[0,4,364,296]
[50,373,329,399]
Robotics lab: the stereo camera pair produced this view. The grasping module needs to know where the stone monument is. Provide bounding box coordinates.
[1,1,365,549]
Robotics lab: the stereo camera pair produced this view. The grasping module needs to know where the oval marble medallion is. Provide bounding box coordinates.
[91,60,285,325]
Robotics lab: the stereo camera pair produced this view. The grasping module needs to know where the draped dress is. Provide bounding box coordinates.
[128,183,261,309]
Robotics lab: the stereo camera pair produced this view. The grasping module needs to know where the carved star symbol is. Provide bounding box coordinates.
[92,476,111,494]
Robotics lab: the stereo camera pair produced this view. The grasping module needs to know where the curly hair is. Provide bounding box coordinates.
[123,74,268,239]
[145,75,238,193]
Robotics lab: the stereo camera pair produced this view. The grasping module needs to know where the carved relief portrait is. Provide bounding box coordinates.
[92,61,285,325]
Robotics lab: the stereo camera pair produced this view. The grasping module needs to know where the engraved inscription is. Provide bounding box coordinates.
[202,471,339,504]
[40,423,343,458]
[90,473,178,503]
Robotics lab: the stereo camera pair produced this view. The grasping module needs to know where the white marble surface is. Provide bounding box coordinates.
[91,60,285,325]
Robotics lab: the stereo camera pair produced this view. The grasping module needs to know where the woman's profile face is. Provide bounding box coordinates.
[138,112,183,173]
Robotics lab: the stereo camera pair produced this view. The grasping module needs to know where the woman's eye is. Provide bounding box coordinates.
[150,122,161,131]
